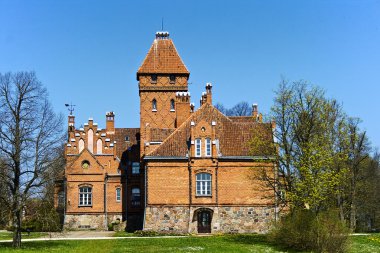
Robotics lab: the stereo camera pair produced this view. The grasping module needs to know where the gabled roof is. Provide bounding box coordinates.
[146,103,275,158]
[137,38,189,78]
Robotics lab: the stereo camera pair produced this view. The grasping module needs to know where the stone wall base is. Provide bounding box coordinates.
[144,206,276,234]
[64,214,123,230]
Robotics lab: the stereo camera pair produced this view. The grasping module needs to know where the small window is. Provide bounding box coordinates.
[82,160,90,169]
[195,139,201,157]
[132,162,140,175]
[79,186,92,206]
[169,75,175,83]
[151,74,157,83]
[125,136,130,142]
[170,99,175,111]
[152,99,157,111]
[57,191,65,208]
[196,173,212,196]
[131,187,141,207]
[116,188,121,202]
[205,138,211,157]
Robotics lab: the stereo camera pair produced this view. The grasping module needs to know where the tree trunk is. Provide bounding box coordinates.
[350,186,357,231]
[12,209,22,248]
[337,193,345,222]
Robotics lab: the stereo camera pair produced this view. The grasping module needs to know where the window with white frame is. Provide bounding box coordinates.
[116,188,121,202]
[196,173,211,196]
[205,138,211,156]
[195,138,201,157]
[131,187,141,207]
[79,186,92,206]
[132,162,140,175]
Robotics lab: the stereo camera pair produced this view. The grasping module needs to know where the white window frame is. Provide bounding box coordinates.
[132,162,140,175]
[195,138,201,157]
[79,186,92,206]
[116,188,121,202]
[196,173,212,196]
[205,138,211,157]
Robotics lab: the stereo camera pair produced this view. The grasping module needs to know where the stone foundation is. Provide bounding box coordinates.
[64,214,123,230]
[144,206,276,234]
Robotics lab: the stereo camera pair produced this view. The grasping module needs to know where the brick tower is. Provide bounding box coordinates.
[137,31,191,157]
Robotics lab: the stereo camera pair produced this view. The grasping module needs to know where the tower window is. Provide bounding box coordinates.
[132,162,140,175]
[169,75,175,83]
[170,99,175,111]
[131,187,141,207]
[152,99,157,111]
[151,74,157,83]
[125,136,130,142]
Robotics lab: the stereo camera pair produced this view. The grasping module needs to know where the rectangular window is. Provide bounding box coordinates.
[79,187,92,206]
[116,188,121,202]
[195,139,201,157]
[132,162,140,174]
[196,173,212,196]
[205,138,211,156]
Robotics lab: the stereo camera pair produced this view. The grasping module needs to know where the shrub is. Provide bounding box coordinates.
[269,209,349,253]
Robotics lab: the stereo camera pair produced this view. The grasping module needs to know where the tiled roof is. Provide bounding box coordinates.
[146,104,274,157]
[137,39,189,76]
[150,128,175,142]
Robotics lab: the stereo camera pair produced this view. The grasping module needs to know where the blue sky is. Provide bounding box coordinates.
[0,0,379,150]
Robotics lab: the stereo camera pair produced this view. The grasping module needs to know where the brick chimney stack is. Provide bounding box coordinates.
[106,111,115,134]
[175,92,191,127]
[205,83,212,104]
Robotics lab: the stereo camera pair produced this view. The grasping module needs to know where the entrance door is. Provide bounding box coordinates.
[197,210,212,233]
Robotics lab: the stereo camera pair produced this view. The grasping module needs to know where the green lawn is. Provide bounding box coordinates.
[0,233,379,252]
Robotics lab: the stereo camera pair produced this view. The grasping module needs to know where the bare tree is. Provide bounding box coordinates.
[215,101,252,116]
[0,72,63,248]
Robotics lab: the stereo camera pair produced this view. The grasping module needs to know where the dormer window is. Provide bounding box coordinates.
[151,74,157,84]
[152,99,157,111]
[169,75,175,84]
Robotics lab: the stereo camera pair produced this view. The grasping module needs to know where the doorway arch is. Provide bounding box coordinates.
[194,208,213,233]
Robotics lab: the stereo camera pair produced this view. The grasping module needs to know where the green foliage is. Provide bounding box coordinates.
[270,209,349,253]
[132,230,186,237]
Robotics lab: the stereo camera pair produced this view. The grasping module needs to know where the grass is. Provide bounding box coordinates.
[0,233,379,252]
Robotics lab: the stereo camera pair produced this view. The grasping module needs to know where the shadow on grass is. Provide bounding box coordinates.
[222,234,301,252]
[0,240,71,251]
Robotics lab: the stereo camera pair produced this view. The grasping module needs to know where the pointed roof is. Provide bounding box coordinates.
[146,103,275,158]
[137,32,189,79]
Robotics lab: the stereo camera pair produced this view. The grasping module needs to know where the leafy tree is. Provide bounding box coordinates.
[0,72,63,247]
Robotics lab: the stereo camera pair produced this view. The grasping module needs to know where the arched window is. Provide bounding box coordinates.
[131,187,141,207]
[87,129,93,153]
[78,139,84,153]
[170,99,175,111]
[79,186,92,206]
[196,173,211,196]
[96,139,102,154]
[116,188,121,202]
[152,99,157,111]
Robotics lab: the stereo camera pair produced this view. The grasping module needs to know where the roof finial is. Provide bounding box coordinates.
[65,102,76,115]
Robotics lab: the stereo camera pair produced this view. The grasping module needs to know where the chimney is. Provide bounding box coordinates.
[252,103,258,120]
[175,92,191,127]
[205,83,212,104]
[200,92,207,106]
[106,111,115,134]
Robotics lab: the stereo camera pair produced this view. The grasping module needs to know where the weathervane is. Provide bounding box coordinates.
[65,103,76,115]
